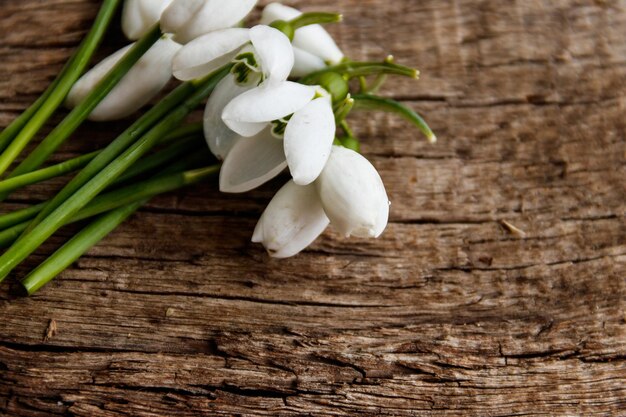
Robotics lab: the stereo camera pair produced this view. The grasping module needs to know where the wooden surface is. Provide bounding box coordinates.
[1,0,625,415]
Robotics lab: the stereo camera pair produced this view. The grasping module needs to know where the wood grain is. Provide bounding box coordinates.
[0,0,625,415]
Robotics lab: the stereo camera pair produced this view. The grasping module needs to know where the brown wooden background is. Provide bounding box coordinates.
[1,0,625,415]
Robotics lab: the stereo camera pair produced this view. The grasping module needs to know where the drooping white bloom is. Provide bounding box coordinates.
[161,0,257,44]
[222,83,336,186]
[174,25,294,162]
[122,0,173,40]
[316,146,390,238]
[251,146,391,257]
[175,23,336,190]
[260,2,344,76]
[252,180,330,258]
[66,37,181,121]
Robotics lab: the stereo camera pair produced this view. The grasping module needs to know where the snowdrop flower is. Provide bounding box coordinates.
[174,22,336,190]
[161,0,257,44]
[173,25,294,159]
[253,146,390,258]
[252,180,330,258]
[221,82,335,187]
[122,0,173,40]
[66,37,181,121]
[316,146,389,238]
[260,3,344,76]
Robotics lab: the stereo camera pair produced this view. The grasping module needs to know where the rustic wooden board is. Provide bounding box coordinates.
[0,0,625,415]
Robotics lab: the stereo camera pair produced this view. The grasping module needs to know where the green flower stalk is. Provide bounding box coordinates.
[20,164,220,295]
[0,151,213,250]
[14,82,199,233]
[0,24,163,180]
[0,122,202,196]
[352,94,437,143]
[0,65,231,283]
[0,128,204,234]
[0,0,122,172]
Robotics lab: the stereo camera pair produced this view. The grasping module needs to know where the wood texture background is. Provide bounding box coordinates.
[1,0,625,415]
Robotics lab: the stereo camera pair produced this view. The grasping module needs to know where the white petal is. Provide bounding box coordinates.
[291,47,326,77]
[67,38,181,121]
[260,2,344,64]
[222,81,316,137]
[259,3,300,24]
[67,45,132,109]
[252,180,329,258]
[203,73,259,160]
[316,146,389,238]
[293,26,344,65]
[172,28,250,81]
[219,128,287,193]
[165,0,257,44]
[284,97,335,185]
[160,0,205,35]
[122,0,173,40]
[249,25,293,84]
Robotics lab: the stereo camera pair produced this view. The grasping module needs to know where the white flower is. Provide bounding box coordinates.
[66,37,181,121]
[221,82,336,186]
[260,2,344,76]
[161,0,257,44]
[252,146,390,258]
[316,146,390,238]
[252,180,330,258]
[173,24,293,159]
[122,0,173,40]
[174,24,335,190]
[221,83,335,187]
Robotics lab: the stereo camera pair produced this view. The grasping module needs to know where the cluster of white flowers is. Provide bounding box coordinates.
[67,0,392,258]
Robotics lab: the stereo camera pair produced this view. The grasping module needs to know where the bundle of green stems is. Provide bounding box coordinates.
[0,0,226,294]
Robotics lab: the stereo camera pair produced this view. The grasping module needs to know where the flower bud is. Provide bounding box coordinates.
[66,37,181,121]
[253,180,330,258]
[122,0,173,40]
[316,146,389,238]
[317,72,349,103]
[260,3,344,63]
[161,0,257,44]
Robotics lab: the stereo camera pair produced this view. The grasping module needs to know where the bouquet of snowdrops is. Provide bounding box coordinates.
[0,0,435,295]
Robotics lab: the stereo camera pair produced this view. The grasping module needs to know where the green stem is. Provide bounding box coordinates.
[333,95,355,123]
[115,135,205,183]
[0,0,122,176]
[290,12,343,30]
[0,150,208,248]
[0,65,230,282]
[0,155,212,249]
[0,131,204,233]
[0,204,45,231]
[0,24,161,180]
[21,164,220,294]
[15,81,198,233]
[0,78,62,154]
[352,94,436,143]
[339,120,355,138]
[0,151,99,195]
[300,57,418,85]
[0,122,203,196]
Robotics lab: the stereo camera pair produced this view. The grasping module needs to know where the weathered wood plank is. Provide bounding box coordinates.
[0,0,625,415]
